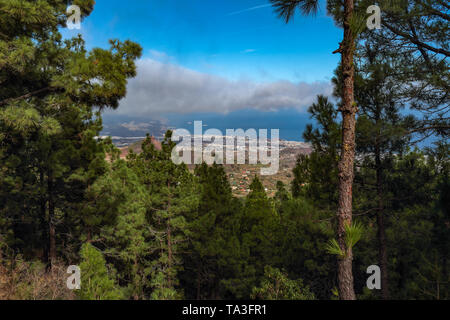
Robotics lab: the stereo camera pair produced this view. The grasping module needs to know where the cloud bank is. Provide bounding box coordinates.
[115,59,333,116]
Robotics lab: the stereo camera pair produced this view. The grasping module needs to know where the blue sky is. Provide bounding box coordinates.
[64,0,341,82]
[63,0,344,141]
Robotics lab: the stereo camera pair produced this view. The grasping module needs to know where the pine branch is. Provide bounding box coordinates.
[333,42,344,54]
[383,22,450,57]
[435,0,450,10]
[425,7,450,22]
[0,86,59,106]
[407,125,450,134]
[270,0,319,23]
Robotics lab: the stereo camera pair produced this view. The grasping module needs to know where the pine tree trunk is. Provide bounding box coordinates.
[40,170,49,264]
[40,196,49,263]
[197,269,201,300]
[375,145,389,299]
[48,177,56,267]
[336,0,357,300]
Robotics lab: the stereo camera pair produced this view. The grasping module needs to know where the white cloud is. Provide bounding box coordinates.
[226,4,273,16]
[115,58,333,116]
[148,49,171,61]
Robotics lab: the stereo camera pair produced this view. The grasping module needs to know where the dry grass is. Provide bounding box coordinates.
[0,257,75,300]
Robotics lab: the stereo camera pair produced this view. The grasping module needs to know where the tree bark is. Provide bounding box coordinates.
[48,177,56,268]
[39,170,49,264]
[197,269,201,300]
[336,0,357,300]
[375,145,390,299]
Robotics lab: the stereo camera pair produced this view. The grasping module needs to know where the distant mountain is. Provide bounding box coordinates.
[100,108,317,147]
[100,114,168,147]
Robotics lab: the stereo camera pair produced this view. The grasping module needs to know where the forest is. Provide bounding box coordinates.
[0,0,448,300]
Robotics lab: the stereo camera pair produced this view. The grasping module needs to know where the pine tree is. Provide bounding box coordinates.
[0,0,142,267]
[230,176,279,298]
[383,148,449,299]
[351,41,413,299]
[292,95,341,209]
[358,0,449,138]
[77,243,122,300]
[94,159,152,300]
[271,0,360,297]
[129,132,199,299]
[182,162,243,299]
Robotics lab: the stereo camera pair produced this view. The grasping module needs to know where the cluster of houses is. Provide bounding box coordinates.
[228,169,269,196]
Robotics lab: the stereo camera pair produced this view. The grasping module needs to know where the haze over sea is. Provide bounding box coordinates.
[102,108,318,142]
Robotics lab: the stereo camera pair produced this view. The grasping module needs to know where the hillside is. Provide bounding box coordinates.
[115,138,311,197]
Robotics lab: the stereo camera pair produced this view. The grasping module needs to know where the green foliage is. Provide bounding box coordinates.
[275,196,335,299]
[345,222,364,251]
[357,0,449,139]
[128,132,199,299]
[326,239,344,258]
[0,0,141,265]
[149,272,181,300]
[270,0,319,23]
[77,243,122,300]
[382,150,450,299]
[292,95,340,208]
[251,266,315,300]
[181,162,242,299]
[96,159,152,300]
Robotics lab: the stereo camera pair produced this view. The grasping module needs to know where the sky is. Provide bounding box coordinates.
[62,0,343,140]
